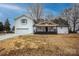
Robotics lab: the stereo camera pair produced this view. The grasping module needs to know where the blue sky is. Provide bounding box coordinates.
[0,3,72,28]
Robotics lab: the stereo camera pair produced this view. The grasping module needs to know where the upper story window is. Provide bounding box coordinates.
[21,19,27,24]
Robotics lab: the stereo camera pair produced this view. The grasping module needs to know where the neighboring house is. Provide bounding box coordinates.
[15,14,69,35]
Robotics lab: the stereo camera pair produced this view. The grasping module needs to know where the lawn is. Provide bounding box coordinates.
[0,34,79,56]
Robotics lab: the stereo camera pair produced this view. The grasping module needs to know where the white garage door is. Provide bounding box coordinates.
[15,28,33,35]
[57,27,68,34]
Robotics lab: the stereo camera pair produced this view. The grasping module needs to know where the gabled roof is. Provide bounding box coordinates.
[35,21,59,27]
[15,14,32,20]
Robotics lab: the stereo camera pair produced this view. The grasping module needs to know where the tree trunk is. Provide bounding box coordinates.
[73,17,76,33]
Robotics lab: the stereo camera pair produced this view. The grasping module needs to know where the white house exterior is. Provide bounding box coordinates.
[15,14,69,35]
[15,14,34,35]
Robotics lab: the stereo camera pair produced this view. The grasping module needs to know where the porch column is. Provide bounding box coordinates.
[43,26,45,32]
[56,26,57,34]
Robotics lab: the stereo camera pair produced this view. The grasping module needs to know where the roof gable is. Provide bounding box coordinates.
[35,21,59,26]
[15,14,32,20]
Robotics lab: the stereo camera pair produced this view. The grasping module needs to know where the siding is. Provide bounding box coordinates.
[15,16,34,35]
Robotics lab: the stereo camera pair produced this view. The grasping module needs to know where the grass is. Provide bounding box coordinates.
[0,34,79,56]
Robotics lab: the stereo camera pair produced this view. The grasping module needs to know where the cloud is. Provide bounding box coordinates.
[0,4,21,10]
[0,3,27,17]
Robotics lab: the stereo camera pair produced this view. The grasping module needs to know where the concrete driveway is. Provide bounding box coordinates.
[0,33,19,40]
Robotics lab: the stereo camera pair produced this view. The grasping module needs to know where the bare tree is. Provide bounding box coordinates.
[62,3,79,32]
[45,11,54,21]
[27,3,44,23]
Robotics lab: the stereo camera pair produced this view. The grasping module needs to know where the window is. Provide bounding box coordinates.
[21,19,27,24]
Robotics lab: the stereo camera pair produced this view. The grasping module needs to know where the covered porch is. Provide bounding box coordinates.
[34,21,58,34]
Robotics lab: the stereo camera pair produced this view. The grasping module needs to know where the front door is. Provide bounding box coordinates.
[45,27,48,33]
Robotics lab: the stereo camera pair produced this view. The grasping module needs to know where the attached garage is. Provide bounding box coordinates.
[57,26,69,34]
[15,27,33,35]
